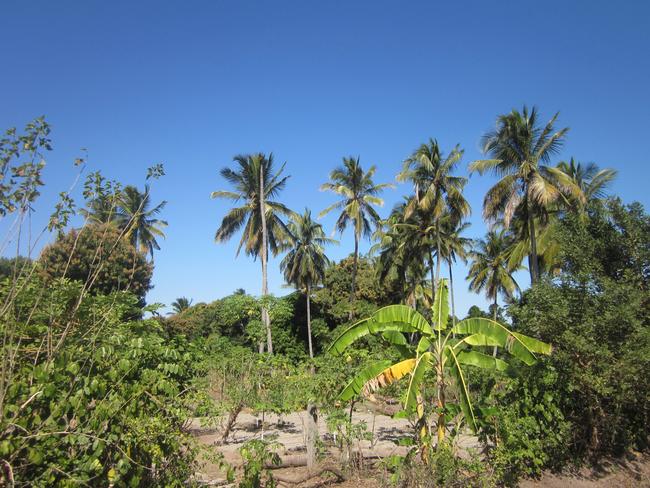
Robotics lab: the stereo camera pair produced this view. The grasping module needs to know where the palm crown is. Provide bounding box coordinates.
[470,106,583,282]
[116,185,168,259]
[212,153,293,258]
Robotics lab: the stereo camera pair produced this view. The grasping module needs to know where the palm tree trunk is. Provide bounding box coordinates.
[349,233,359,319]
[429,249,436,304]
[306,283,313,359]
[259,163,273,354]
[492,295,498,357]
[526,198,540,284]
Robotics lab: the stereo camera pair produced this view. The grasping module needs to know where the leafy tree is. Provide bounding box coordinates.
[471,106,583,283]
[171,296,193,314]
[212,153,293,354]
[329,280,551,451]
[39,223,153,303]
[314,255,394,325]
[320,157,391,312]
[508,198,650,458]
[0,256,33,281]
[116,185,168,260]
[280,209,336,358]
[398,139,470,299]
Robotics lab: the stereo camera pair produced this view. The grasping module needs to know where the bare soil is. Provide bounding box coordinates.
[191,408,650,487]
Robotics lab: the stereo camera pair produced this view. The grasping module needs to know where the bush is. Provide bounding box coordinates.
[0,276,208,486]
[39,223,153,303]
[506,199,650,461]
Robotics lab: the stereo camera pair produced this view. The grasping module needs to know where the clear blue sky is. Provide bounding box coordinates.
[1,1,649,316]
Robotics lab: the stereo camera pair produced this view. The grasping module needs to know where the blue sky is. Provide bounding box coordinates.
[1,1,649,316]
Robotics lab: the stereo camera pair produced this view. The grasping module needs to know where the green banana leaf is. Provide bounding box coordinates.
[328,305,432,355]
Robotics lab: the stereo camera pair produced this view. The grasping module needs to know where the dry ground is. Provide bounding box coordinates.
[191,408,650,487]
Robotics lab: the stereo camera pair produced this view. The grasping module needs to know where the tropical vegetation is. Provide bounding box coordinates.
[1,108,648,488]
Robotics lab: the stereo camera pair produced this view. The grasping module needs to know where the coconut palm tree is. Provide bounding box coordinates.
[372,201,431,312]
[470,106,583,283]
[398,140,470,299]
[171,297,193,314]
[467,229,521,355]
[439,216,471,328]
[116,185,168,259]
[557,158,617,208]
[212,153,293,354]
[319,157,392,312]
[81,193,120,225]
[280,209,337,358]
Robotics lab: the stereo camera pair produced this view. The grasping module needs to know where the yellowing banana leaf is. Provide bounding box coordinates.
[361,358,417,397]
[339,360,392,401]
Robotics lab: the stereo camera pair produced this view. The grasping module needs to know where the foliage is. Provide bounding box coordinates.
[0,256,33,281]
[314,255,395,325]
[0,276,210,487]
[329,281,552,452]
[0,117,51,216]
[382,444,495,487]
[39,223,153,304]
[115,185,168,259]
[506,199,650,460]
[238,439,281,488]
[170,296,193,314]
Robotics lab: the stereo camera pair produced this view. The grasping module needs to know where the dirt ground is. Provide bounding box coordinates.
[191,408,650,487]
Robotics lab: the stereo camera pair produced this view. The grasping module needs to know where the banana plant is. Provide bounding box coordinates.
[328,279,551,446]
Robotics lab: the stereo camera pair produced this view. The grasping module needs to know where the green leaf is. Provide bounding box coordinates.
[456,350,509,371]
[432,279,449,331]
[328,305,432,355]
[453,318,551,365]
[404,352,432,413]
[446,346,477,432]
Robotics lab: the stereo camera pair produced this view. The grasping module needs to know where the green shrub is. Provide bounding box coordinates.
[0,276,208,486]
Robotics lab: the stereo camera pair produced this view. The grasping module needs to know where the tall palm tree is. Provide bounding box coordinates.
[439,216,471,328]
[171,297,193,314]
[280,209,337,358]
[557,158,617,207]
[212,153,293,354]
[116,185,168,259]
[319,157,392,312]
[467,229,521,355]
[471,106,583,283]
[398,139,470,299]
